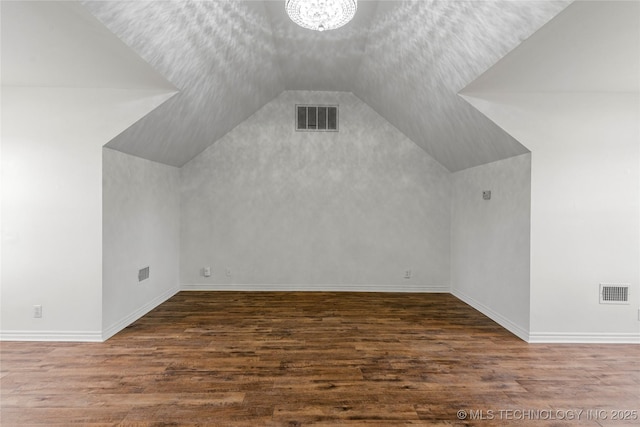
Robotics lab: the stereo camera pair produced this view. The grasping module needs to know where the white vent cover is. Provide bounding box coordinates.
[599,283,629,304]
[296,105,338,131]
[138,266,150,282]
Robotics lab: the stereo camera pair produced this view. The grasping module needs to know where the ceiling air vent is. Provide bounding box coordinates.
[599,283,629,304]
[296,105,338,132]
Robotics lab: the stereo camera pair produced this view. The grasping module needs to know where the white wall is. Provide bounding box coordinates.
[526,94,639,341]
[1,88,173,340]
[463,92,639,342]
[451,153,531,340]
[0,1,176,341]
[102,148,180,339]
[1,1,175,90]
[460,1,640,342]
[1,88,102,340]
[181,91,451,291]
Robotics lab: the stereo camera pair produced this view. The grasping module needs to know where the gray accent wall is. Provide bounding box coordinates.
[451,153,532,339]
[180,91,451,291]
[102,148,180,339]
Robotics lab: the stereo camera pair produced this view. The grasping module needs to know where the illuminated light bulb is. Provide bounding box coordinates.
[285,0,357,32]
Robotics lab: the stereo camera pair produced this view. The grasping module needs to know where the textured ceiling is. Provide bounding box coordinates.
[353,0,572,171]
[83,0,284,166]
[262,1,379,92]
[83,0,572,170]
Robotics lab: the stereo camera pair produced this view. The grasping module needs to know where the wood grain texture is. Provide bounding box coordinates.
[1,292,639,426]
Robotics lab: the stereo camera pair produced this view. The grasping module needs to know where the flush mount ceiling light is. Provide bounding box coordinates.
[286,0,357,32]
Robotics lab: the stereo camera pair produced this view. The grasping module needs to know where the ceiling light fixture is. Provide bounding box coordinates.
[286,0,357,32]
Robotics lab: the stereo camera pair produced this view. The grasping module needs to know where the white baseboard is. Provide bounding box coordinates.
[102,286,180,341]
[0,287,179,342]
[181,283,449,293]
[450,289,530,342]
[528,332,640,344]
[0,330,103,342]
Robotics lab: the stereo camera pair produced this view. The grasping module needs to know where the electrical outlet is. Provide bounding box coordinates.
[33,305,42,318]
[226,269,232,277]
[637,308,640,321]
[404,270,411,279]
[203,267,211,277]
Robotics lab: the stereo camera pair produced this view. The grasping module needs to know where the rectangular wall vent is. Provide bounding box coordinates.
[296,105,338,131]
[599,283,629,304]
[138,266,150,282]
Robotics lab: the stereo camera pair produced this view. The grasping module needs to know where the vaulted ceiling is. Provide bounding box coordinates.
[83,0,572,171]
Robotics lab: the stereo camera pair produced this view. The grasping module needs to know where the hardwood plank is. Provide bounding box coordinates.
[1,291,638,426]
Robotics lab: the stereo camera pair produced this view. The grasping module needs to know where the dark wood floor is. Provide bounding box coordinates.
[1,292,639,426]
